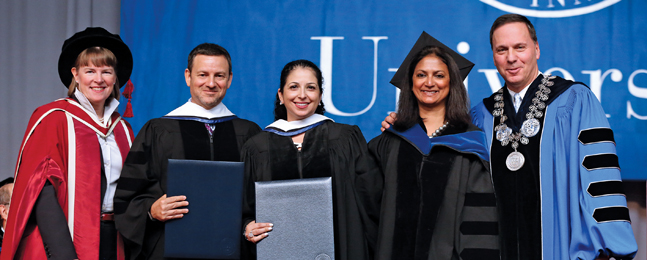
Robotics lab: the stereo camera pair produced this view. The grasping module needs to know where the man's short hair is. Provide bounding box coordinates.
[187,43,232,74]
[489,14,538,49]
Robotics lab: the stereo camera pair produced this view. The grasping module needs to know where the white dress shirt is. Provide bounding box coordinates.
[74,90,122,212]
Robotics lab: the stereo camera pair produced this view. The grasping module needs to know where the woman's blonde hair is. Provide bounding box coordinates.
[67,47,120,101]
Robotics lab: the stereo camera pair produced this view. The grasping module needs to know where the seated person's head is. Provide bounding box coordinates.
[0,177,14,230]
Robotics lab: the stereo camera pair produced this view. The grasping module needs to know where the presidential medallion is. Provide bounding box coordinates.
[520,118,540,137]
[492,75,555,172]
[506,151,525,171]
[496,126,512,142]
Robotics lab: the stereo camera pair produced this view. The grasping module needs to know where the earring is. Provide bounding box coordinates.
[280,101,284,105]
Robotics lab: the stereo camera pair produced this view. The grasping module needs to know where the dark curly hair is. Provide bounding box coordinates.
[393,46,471,131]
[274,59,326,121]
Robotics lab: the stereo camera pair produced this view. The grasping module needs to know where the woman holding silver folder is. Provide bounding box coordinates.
[241,59,379,260]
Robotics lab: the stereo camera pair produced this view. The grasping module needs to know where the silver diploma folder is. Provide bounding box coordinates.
[255,177,335,260]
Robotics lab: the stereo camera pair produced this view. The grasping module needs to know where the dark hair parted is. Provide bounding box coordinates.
[187,43,232,73]
[274,59,326,121]
[393,46,471,131]
[489,14,537,49]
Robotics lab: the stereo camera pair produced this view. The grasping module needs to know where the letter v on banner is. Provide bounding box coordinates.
[311,36,387,116]
[478,69,503,93]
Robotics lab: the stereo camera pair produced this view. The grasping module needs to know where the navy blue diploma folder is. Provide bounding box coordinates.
[164,159,244,259]
[255,177,335,260]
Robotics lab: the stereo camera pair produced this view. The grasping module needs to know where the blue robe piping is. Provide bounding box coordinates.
[386,124,489,162]
[161,115,238,124]
[264,121,327,137]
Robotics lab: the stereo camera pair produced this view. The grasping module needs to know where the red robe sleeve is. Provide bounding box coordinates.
[1,107,70,260]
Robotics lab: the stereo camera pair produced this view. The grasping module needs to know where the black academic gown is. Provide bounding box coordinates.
[368,122,500,260]
[241,121,379,260]
[473,75,581,259]
[114,117,261,260]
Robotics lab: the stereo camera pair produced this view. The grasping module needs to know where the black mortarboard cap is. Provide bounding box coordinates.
[58,27,133,89]
[0,177,13,188]
[390,31,474,89]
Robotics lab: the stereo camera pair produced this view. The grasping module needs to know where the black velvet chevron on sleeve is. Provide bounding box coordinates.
[592,206,631,223]
[582,153,619,171]
[578,128,615,145]
[587,180,625,197]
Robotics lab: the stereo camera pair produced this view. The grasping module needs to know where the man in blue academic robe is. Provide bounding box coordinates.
[470,14,637,260]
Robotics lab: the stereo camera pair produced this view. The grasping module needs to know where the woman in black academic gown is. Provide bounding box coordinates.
[241,59,378,260]
[369,34,501,260]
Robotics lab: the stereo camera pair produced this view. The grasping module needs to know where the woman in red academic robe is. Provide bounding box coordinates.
[1,27,134,260]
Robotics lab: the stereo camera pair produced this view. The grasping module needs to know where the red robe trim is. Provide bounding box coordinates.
[1,98,133,260]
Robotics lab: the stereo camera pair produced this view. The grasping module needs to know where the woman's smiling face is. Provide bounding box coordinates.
[411,54,450,109]
[72,62,116,110]
[278,67,322,121]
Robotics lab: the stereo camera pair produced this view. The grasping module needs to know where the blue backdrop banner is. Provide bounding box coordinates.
[120,0,646,179]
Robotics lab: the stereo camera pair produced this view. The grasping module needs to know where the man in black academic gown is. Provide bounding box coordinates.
[114,43,261,260]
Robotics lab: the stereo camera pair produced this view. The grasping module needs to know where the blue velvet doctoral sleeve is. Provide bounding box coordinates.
[551,84,637,259]
[470,102,486,131]
[470,102,494,152]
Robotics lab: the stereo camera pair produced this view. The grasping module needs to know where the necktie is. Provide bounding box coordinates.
[513,93,522,113]
[204,123,216,136]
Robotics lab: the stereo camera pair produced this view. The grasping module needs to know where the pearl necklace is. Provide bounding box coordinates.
[428,121,449,138]
[493,74,555,171]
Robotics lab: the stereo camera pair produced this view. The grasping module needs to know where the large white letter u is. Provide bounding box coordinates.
[311,36,387,116]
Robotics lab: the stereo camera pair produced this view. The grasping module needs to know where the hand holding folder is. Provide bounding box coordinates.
[244,220,273,243]
[150,194,189,222]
